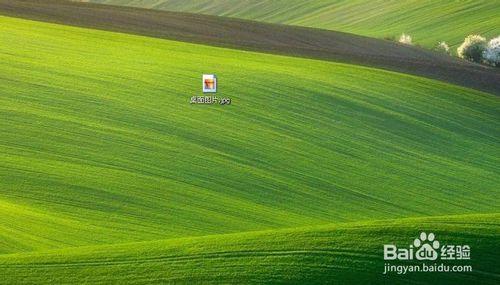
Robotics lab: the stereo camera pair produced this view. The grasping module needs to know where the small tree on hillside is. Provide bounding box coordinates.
[457,35,487,63]
[399,33,412,45]
[484,36,500,67]
[435,41,450,55]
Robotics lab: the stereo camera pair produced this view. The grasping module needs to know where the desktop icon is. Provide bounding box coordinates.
[203,74,217,93]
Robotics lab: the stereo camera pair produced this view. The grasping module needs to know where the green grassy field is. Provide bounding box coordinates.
[0,15,499,283]
[91,0,500,49]
[1,214,498,284]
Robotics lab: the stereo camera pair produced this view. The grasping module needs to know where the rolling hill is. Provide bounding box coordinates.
[0,1,499,282]
[1,15,499,257]
[88,0,500,49]
[1,0,499,95]
[1,214,498,284]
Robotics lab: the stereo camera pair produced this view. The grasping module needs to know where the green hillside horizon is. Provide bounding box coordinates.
[0,0,500,280]
[1,213,498,284]
[89,0,500,49]
[1,15,499,258]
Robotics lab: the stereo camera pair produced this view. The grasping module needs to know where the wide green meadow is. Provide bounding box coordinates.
[1,214,498,284]
[0,14,499,283]
[91,0,500,49]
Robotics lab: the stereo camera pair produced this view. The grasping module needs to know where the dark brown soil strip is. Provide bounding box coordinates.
[1,0,499,95]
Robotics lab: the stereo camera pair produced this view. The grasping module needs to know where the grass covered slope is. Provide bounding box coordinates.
[2,0,499,95]
[1,214,499,284]
[0,15,499,254]
[91,0,500,49]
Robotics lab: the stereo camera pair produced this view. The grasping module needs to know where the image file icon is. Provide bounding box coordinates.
[203,74,217,93]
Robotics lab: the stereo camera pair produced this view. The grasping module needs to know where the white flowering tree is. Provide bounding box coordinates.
[483,36,500,67]
[399,33,412,45]
[436,41,450,54]
[457,35,487,63]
